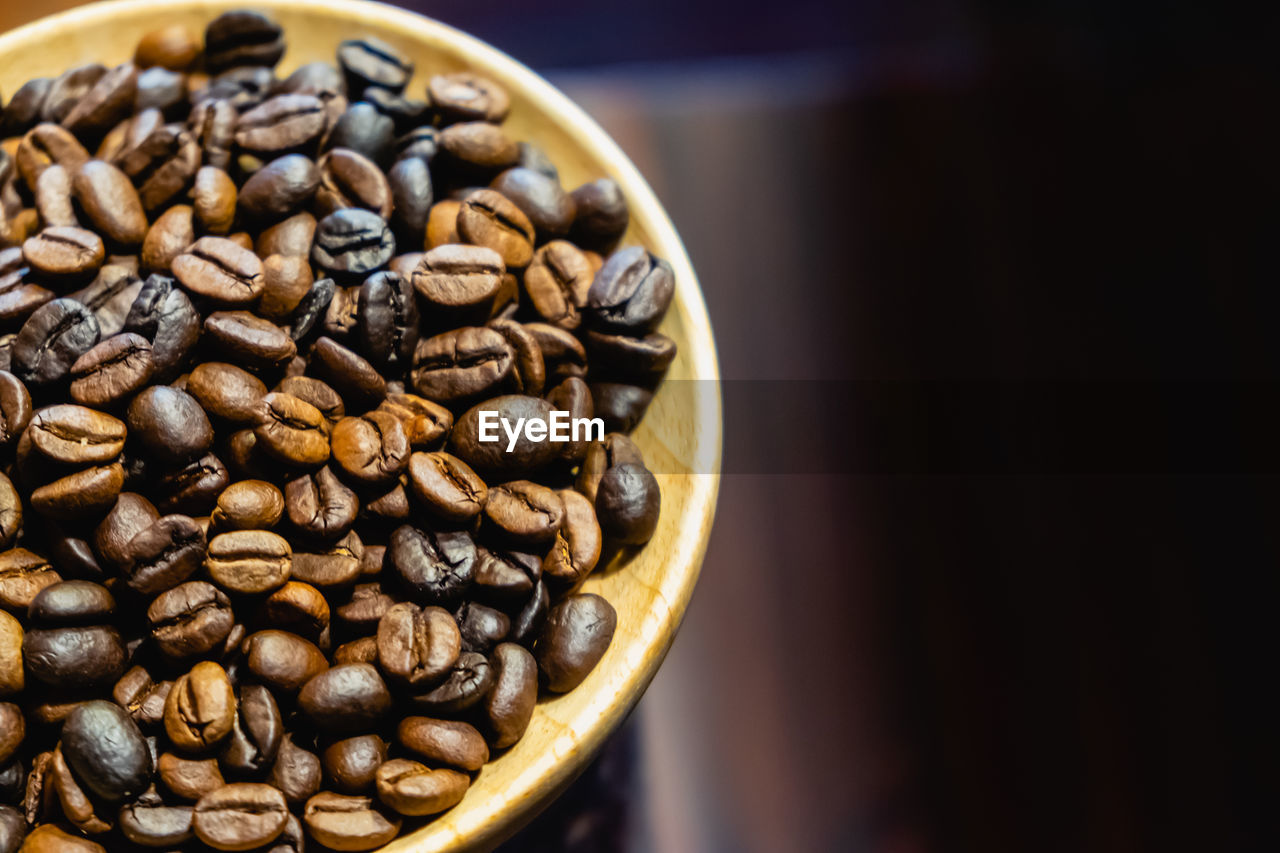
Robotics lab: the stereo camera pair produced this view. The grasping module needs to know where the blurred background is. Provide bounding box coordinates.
[7,1,1280,851]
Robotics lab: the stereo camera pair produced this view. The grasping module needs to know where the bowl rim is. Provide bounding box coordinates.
[0,0,723,849]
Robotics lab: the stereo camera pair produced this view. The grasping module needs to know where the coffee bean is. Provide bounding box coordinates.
[210,480,282,532]
[389,525,476,607]
[220,684,282,777]
[0,372,33,451]
[16,124,90,190]
[206,530,291,594]
[122,273,200,379]
[116,124,200,212]
[27,580,114,625]
[290,276,337,341]
[523,240,593,329]
[584,328,678,379]
[1,77,52,137]
[164,660,235,751]
[284,466,357,540]
[375,758,468,817]
[398,716,488,771]
[135,24,201,71]
[204,11,286,73]
[238,154,320,221]
[388,156,432,246]
[204,311,296,369]
[71,159,147,247]
[22,622,124,689]
[589,380,653,432]
[257,254,314,322]
[17,823,105,852]
[192,166,237,235]
[595,461,661,544]
[428,72,510,124]
[140,205,193,273]
[22,227,104,280]
[267,734,321,807]
[152,452,230,514]
[330,411,409,486]
[0,478,18,554]
[321,734,386,795]
[68,333,155,407]
[455,600,509,654]
[127,385,213,464]
[113,665,172,729]
[32,165,77,230]
[457,188,535,268]
[135,66,187,115]
[291,530,363,589]
[187,362,267,426]
[0,548,61,613]
[473,546,540,604]
[255,392,330,468]
[29,462,124,520]
[355,270,418,368]
[118,785,194,847]
[11,298,100,387]
[66,263,144,339]
[95,493,157,571]
[234,93,326,156]
[424,200,462,249]
[410,244,503,325]
[298,663,391,733]
[450,394,559,477]
[569,177,630,252]
[26,404,125,465]
[379,393,451,448]
[542,488,602,587]
[268,378,341,427]
[324,101,395,166]
[304,791,401,851]
[240,630,326,697]
[376,602,460,688]
[0,803,25,851]
[410,326,516,405]
[157,752,224,802]
[193,782,288,850]
[316,148,393,219]
[312,208,395,279]
[536,593,616,692]
[586,245,675,334]
[148,581,232,659]
[172,237,265,306]
[483,642,538,748]
[0,705,22,767]
[309,336,387,410]
[60,700,152,803]
[409,650,493,715]
[337,37,412,96]
[491,167,575,240]
[488,317,545,395]
[259,582,328,643]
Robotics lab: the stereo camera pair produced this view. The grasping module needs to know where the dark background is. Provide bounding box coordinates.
[7,1,1279,849]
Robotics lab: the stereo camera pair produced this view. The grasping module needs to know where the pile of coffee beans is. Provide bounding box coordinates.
[0,10,673,852]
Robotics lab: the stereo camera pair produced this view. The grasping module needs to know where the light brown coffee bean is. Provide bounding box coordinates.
[205,530,291,594]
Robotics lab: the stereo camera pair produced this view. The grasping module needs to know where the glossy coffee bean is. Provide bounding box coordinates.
[569,177,630,251]
[204,9,285,71]
[338,37,412,95]
[22,227,104,280]
[267,734,322,807]
[113,666,172,729]
[238,154,320,221]
[409,651,493,715]
[116,124,200,212]
[256,211,316,257]
[291,530,363,590]
[243,630,328,694]
[210,480,282,531]
[536,593,617,692]
[473,546,540,604]
[117,785,194,847]
[376,602,460,688]
[298,663,391,733]
[255,392,330,468]
[304,791,401,852]
[32,165,78,230]
[192,783,288,850]
[389,525,476,607]
[449,395,559,477]
[234,93,326,154]
[0,611,21,697]
[205,530,291,594]
[60,700,152,803]
[219,684,282,777]
[151,452,230,514]
[427,72,510,123]
[595,461,661,544]
[312,208,395,280]
[0,548,62,613]
[26,580,114,625]
[523,240,593,330]
[309,336,387,410]
[122,274,200,379]
[324,101,395,167]
[484,642,538,748]
[356,270,418,368]
[491,168,575,240]
[172,237,265,306]
[0,803,24,852]
[398,716,488,772]
[187,362,267,426]
[127,385,213,464]
[22,623,124,689]
[379,393,451,448]
[321,734,386,795]
[589,380,653,432]
[164,660,235,751]
[410,244,503,325]
[135,24,201,71]
[542,488,602,587]
[203,311,297,368]
[375,759,468,817]
[410,326,515,405]
[71,160,148,247]
[192,166,237,234]
[68,333,155,407]
[157,752,224,802]
[440,123,519,175]
[28,462,124,520]
[284,466,357,539]
[407,451,487,523]
[148,581,233,659]
[455,600,509,653]
[16,124,90,191]
[26,404,125,465]
[330,411,409,486]
[457,188,534,268]
[16,823,105,852]
[316,148,393,219]
[258,254,314,321]
[387,156,432,246]
[587,245,675,334]
[10,298,100,387]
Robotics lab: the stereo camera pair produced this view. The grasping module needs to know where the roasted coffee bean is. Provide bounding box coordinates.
[536,593,616,692]
[26,404,125,465]
[330,411,409,486]
[312,208,395,279]
[257,254,313,322]
[378,393,451,448]
[410,651,493,715]
[0,478,19,552]
[0,705,22,767]
[488,317,545,395]
[275,376,343,424]
[15,824,104,853]
[22,623,124,689]
[405,452,485,525]
[187,362,267,426]
[491,167,575,240]
[255,392,330,468]
[48,742,113,834]
[135,24,201,71]
[26,580,114,625]
[337,37,412,95]
[473,546,540,604]
[376,602,460,688]
[450,394,559,477]
[457,187,534,268]
[210,480,282,531]
[0,373,32,454]
[187,98,236,172]
[116,124,200,212]
[586,245,675,333]
[589,380,653,433]
[595,461,661,545]
[61,61,138,140]
[127,385,213,464]
[291,530,363,590]
[172,237,265,306]
[32,165,78,230]
[298,663,391,733]
[387,156,432,245]
[16,124,90,190]
[523,240,593,329]
[10,298,100,387]
[0,803,25,851]
[289,276,336,341]
[220,685,282,776]
[256,211,316,258]
[324,101,395,166]
[410,244,503,325]
[29,462,124,520]
[267,735,321,807]
[0,548,61,613]
[157,752,224,802]
[569,177,630,251]
[388,525,476,607]
[242,630,327,695]
[321,734,386,795]
[428,72,509,123]
[316,148,393,219]
[135,66,188,115]
[140,205,194,273]
[542,488,602,587]
[60,700,152,803]
[204,311,296,369]
[365,86,428,132]
[516,141,558,178]
[152,452,230,514]
[398,716,487,772]
[455,601,509,654]
[71,159,147,247]
[113,666,172,729]
[576,431,645,502]
[483,642,538,748]
[148,581,232,659]
[68,333,155,407]
[1,78,52,137]
[205,530,291,594]
[204,11,286,72]
[66,263,144,338]
[309,336,387,410]
[377,758,469,818]
[22,227,103,280]
[304,791,401,851]
[122,273,200,379]
[238,154,320,221]
[355,270,418,368]
[284,466,357,540]
[118,785,194,847]
[260,581,329,640]
[193,782,288,850]
[584,328,677,380]
[410,326,515,405]
[164,660,235,751]
[192,167,237,235]
[235,94,326,155]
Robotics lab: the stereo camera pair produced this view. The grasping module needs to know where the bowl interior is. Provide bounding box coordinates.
[0,0,721,849]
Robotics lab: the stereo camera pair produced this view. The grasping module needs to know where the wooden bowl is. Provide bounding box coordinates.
[0,1,721,849]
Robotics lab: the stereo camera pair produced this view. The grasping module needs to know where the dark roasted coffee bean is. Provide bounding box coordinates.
[543,488,602,587]
[324,101,395,166]
[584,328,678,379]
[200,65,275,111]
[365,86,428,133]
[516,141,558,179]
[488,317,545,395]
[398,716,487,771]
[27,404,125,465]
[122,273,200,379]
[410,651,492,715]
[187,362,267,426]
[71,159,147,247]
[204,11,286,72]
[11,298,100,386]
[595,461,661,544]
[309,336,387,410]
[450,394,559,477]
[267,734,321,808]
[15,123,90,190]
[491,167,575,241]
[22,227,103,280]
[523,240,593,330]
[455,601,509,654]
[312,208,395,279]
[61,62,138,140]
[0,802,25,851]
[570,177,630,251]
[243,630,328,694]
[321,734,386,795]
[376,759,468,817]
[291,529,363,589]
[376,602,460,688]
[203,310,296,369]
[135,66,188,114]
[148,580,232,659]
[428,72,510,124]
[410,244,503,326]
[164,660,235,751]
[289,275,336,341]
[116,124,200,212]
[1,78,52,136]
[66,263,144,338]
[43,65,106,125]
[113,665,173,729]
[536,593,617,692]
[386,156,432,247]
[483,642,538,748]
[234,93,325,154]
[46,744,111,834]
[0,372,32,451]
[473,546,540,604]
[193,782,288,850]
[152,452,230,514]
[298,663,391,733]
[127,385,213,464]
[206,529,291,594]
[29,462,124,519]
[284,466,357,540]
[304,791,401,851]
[60,700,152,803]
[239,154,320,221]
[22,623,124,689]
[172,237,265,306]
[389,525,476,606]
[68,333,154,407]
[410,326,515,405]
[586,245,675,334]
[118,785,194,847]
[93,492,158,570]
[220,684,282,776]
[255,392,330,468]
[187,98,237,171]
[589,380,653,433]
[27,579,114,625]
[330,411,409,486]
[141,204,194,273]
[509,579,549,648]
[338,37,412,95]
[316,147,392,219]
[356,270,417,368]
[395,125,439,162]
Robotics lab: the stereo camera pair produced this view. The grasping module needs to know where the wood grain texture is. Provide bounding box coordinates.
[0,1,722,850]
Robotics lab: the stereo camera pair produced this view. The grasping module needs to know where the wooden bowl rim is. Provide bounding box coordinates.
[1,0,722,850]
